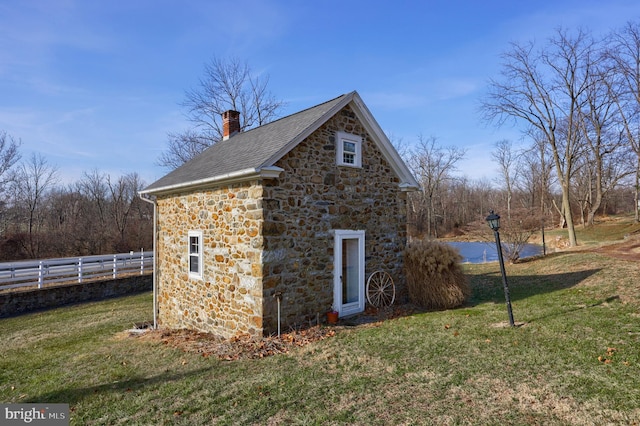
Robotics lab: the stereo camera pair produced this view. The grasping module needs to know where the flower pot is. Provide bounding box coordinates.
[327,311,339,324]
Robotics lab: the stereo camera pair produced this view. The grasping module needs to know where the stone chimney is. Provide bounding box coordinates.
[222,110,241,140]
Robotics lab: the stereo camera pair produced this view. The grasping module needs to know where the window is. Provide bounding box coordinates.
[342,140,357,164]
[188,231,203,279]
[336,131,362,167]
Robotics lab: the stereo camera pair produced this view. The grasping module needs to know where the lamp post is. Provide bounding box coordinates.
[541,219,546,256]
[486,210,515,327]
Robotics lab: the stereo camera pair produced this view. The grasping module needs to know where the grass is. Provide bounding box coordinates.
[1,249,639,424]
[544,214,640,247]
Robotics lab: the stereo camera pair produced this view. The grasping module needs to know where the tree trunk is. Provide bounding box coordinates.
[426,195,432,238]
[562,183,578,246]
[636,157,640,223]
[586,154,603,227]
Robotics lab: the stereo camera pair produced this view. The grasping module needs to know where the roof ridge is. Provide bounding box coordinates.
[228,92,352,140]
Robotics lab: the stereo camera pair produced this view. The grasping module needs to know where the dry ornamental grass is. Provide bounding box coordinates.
[404,239,471,309]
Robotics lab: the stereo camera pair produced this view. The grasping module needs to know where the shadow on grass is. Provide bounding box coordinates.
[523,294,622,324]
[343,256,607,326]
[467,268,602,306]
[27,366,214,406]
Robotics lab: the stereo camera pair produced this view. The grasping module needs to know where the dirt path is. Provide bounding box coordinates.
[588,235,640,261]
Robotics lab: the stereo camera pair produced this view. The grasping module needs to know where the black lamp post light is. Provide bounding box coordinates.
[486,210,515,327]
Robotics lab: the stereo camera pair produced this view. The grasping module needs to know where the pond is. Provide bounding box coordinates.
[445,241,544,264]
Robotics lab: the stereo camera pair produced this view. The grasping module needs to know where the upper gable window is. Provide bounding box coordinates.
[336,131,362,168]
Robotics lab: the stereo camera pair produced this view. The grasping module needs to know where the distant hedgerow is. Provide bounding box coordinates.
[404,240,470,310]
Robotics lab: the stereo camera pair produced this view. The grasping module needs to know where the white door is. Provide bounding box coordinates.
[333,230,365,317]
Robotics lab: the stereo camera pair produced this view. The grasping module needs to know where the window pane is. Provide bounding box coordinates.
[342,238,359,304]
[189,236,199,254]
[343,141,356,153]
[343,153,355,164]
[189,255,199,273]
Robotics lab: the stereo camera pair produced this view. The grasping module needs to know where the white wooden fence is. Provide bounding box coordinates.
[0,251,153,291]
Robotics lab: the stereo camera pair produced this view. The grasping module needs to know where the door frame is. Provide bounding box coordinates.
[333,229,365,317]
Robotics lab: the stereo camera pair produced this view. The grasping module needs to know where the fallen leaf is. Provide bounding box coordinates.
[137,324,338,361]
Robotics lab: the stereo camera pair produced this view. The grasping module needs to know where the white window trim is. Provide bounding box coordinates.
[188,230,203,279]
[336,131,362,168]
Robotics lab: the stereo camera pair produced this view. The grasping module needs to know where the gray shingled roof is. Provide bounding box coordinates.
[142,93,352,194]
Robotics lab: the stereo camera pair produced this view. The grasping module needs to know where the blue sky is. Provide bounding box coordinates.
[2,1,640,186]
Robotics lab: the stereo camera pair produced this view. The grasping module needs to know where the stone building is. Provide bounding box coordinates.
[140,91,419,338]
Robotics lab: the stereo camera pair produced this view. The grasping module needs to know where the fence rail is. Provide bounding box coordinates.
[0,251,153,291]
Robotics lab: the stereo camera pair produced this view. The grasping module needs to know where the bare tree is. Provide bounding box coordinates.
[607,21,640,222]
[107,172,144,251]
[579,63,635,225]
[0,159,154,260]
[407,135,466,238]
[491,139,520,221]
[77,169,111,253]
[12,154,58,258]
[158,57,285,169]
[46,186,86,256]
[0,131,21,190]
[482,28,599,246]
[158,130,211,171]
[498,208,541,263]
[0,131,22,238]
[518,133,555,217]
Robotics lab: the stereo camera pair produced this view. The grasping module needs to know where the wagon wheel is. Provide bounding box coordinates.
[366,271,395,308]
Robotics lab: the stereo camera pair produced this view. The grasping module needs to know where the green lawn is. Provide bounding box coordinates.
[1,250,639,425]
[544,215,640,247]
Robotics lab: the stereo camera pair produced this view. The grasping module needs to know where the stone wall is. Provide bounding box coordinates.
[155,183,265,338]
[261,105,408,331]
[0,274,151,318]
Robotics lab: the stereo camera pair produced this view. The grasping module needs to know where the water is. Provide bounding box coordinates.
[445,241,543,264]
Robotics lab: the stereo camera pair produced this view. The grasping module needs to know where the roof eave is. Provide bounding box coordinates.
[139,166,284,196]
[399,182,420,192]
[349,93,421,189]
